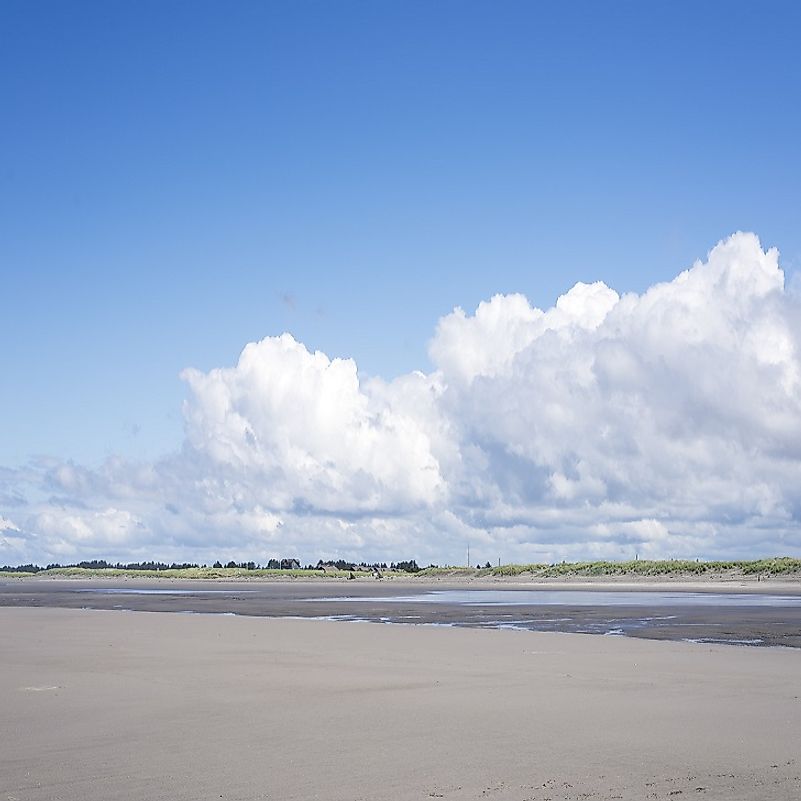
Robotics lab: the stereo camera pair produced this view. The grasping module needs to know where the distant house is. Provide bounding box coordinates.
[280,558,301,570]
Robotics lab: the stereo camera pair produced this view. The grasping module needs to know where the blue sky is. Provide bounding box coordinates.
[3,3,801,565]
[3,0,800,467]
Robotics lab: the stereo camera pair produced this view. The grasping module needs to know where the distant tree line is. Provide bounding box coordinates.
[391,560,420,573]
[1,563,46,573]
[1,558,424,574]
[0,560,202,573]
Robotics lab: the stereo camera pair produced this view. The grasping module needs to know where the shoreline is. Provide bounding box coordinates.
[3,576,801,648]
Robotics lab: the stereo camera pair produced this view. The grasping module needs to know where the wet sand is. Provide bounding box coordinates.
[3,577,801,647]
[1,606,800,800]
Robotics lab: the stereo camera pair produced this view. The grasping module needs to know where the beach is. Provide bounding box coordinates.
[3,576,801,647]
[2,606,800,800]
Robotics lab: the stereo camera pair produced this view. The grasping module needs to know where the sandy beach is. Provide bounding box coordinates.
[2,607,800,800]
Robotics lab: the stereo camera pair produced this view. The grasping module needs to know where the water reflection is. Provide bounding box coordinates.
[323,589,801,607]
[76,588,257,595]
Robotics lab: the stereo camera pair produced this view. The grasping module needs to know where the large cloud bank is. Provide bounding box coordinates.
[4,233,801,565]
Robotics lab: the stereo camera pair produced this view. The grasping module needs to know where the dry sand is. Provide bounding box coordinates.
[1,607,800,801]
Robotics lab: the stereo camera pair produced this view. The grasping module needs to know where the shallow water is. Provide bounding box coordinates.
[320,589,801,607]
[76,588,257,595]
[4,581,800,647]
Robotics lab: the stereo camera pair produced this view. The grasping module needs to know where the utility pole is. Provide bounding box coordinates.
[467,542,470,568]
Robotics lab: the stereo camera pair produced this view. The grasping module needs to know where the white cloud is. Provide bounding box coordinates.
[180,333,446,513]
[429,281,620,384]
[4,232,801,565]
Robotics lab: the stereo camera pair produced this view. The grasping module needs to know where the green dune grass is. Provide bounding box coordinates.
[2,558,800,580]
[0,566,351,579]
[420,557,801,579]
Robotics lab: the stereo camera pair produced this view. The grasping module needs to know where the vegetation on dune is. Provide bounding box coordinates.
[0,558,411,580]
[37,566,352,579]
[416,566,479,577]
[473,557,801,578]
[419,558,801,579]
[2,557,800,580]
[477,563,549,577]
[739,557,801,575]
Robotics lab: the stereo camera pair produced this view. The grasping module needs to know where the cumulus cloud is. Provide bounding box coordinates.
[3,233,801,565]
[180,333,446,514]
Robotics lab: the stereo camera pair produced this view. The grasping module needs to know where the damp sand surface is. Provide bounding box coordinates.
[3,578,801,646]
[2,607,800,801]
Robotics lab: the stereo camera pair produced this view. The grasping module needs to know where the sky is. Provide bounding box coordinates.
[2,1,801,566]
